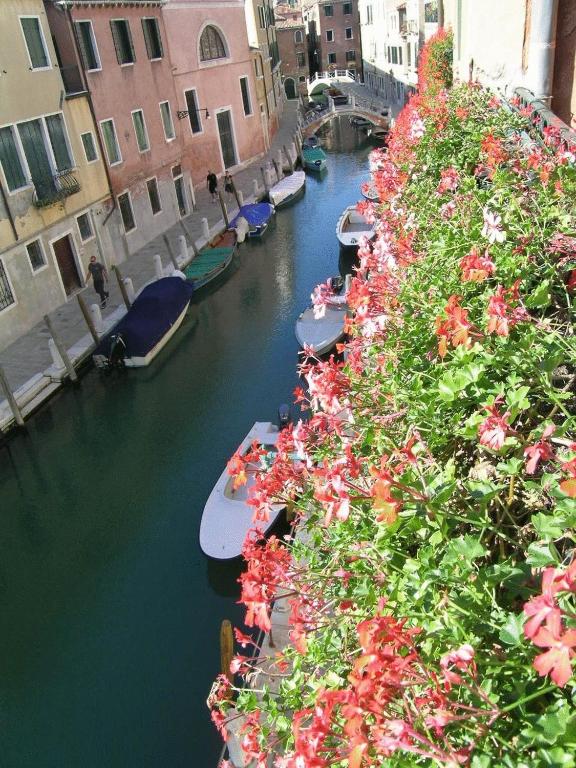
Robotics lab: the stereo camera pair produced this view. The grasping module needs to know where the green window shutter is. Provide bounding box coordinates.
[75,21,98,70]
[132,111,149,152]
[110,20,123,64]
[102,121,120,164]
[142,18,163,59]
[45,114,73,172]
[0,126,27,191]
[21,18,49,68]
[110,20,134,64]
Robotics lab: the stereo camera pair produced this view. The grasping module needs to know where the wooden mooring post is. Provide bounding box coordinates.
[220,619,234,683]
[217,190,229,228]
[77,293,100,345]
[44,315,77,382]
[0,365,25,427]
[179,220,200,258]
[162,234,180,270]
[111,265,131,309]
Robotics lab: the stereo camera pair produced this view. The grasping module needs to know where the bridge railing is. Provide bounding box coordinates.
[307,69,356,87]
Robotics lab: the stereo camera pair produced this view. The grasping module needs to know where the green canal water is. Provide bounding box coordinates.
[0,119,372,767]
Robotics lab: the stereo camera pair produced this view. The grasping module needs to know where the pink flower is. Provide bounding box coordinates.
[524,425,555,473]
[481,207,506,244]
[478,402,512,450]
[532,620,576,687]
[460,248,495,281]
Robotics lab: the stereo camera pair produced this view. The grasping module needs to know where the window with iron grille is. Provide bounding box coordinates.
[118,191,135,232]
[0,126,28,192]
[77,212,94,242]
[75,20,101,71]
[199,25,227,61]
[147,178,162,214]
[20,16,50,69]
[142,17,163,60]
[110,19,135,65]
[26,239,46,271]
[0,260,15,311]
[425,1,438,23]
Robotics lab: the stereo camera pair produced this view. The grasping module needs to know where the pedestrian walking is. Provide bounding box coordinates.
[207,170,218,202]
[224,171,234,201]
[85,255,109,308]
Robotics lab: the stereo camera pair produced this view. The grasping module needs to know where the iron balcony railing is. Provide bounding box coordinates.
[33,169,81,208]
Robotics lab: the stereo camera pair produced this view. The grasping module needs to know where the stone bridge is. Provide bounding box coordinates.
[307,69,356,97]
[299,93,390,137]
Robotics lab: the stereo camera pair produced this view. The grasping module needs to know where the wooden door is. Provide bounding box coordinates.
[53,235,81,296]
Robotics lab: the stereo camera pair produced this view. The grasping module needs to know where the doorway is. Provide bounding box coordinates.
[52,234,81,296]
[216,110,237,170]
[284,78,296,99]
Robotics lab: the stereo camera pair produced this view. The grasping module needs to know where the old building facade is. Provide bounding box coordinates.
[275,3,309,98]
[302,0,362,80]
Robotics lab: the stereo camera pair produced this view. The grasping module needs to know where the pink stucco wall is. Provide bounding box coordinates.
[162,0,266,185]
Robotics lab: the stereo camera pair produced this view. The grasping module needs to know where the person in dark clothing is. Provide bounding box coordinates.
[224,171,234,200]
[207,170,218,202]
[85,255,109,307]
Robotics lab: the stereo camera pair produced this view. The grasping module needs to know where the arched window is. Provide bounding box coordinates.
[199,25,227,61]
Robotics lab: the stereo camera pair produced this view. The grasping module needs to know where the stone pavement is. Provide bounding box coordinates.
[0,101,301,422]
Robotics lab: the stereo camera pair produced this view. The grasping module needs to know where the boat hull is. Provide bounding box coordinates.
[295,305,347,356]
[124,302,190,367]
[336,205,374,248]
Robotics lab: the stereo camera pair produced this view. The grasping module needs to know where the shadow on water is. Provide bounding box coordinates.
[0,116,371,768]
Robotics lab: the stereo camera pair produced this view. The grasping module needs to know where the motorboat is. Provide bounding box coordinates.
[295,275,350,356]
[199,420,289,560]
[302,146,328,172]
[184,231,237,290]
[93,276,193,368]
[229,202,275,238]
[303,135,321,149]
[336,205,375,248]
[268,171,306,209]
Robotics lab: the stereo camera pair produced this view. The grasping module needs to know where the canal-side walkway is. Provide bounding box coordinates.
[0,102,301,431]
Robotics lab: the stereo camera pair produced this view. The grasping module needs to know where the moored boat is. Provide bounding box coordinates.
[350,116,372,129]
[199,421,288,560]
[302,146,328,172]
[229,202,275,238]
[369,126,389,143]
[336,205,375,247]
[361,180,379,202]
[268,171,306,209]
[295,276,350,356]
[303,134,321,148]
[93,276,193,368]
[184,231,236,290]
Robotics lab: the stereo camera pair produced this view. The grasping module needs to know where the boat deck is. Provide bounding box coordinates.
[344,221,371,233]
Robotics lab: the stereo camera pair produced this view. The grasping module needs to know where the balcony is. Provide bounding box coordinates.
[59,65,87,97]
[400,19,418,36]
[33,170,81,208]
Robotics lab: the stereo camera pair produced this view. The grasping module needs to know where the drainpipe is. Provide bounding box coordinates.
[0,179,18,242]
[525,0,559,106]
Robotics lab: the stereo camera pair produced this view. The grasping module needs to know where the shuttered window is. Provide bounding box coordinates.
[74,21,100,71]
[20,17,49,69]
[110,19,135,65]
[131,110,149,152]
[45,114,73,172]
[0,126,28,191]
[159,102,175,140]
[147,178,162,214]
[0,260,15,312]
[81,132,98,162]
[142,17,163,60]
[118,192,135,232]
[184,90,202,134]
[240,77,252,116]
[100,119,121,165]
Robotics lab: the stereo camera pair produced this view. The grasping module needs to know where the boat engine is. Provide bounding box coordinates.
[108,333,127,368]
[278,403,291,430]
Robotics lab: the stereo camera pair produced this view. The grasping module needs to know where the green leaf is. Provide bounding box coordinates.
[531,512,564,541]
[526,279,551,309]
[499,612,525,647]
[526,542,559,567]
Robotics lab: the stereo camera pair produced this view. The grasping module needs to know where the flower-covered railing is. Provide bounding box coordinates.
[210,30,576,768]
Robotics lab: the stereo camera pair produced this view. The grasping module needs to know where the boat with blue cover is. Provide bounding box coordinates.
[302,146,328,172]
[184,231,237,290]
[229,202,275,238]
[93,276,194,368]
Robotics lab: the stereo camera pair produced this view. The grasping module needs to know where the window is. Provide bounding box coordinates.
[254,57,262,78]
[74,20,100,71]
[118,191,135,232]
[142,17,163,60]
[0,260,15,312]
[326,29,334,42]
[147,177,162,215]
[297,51,305,67]
[131,110,149,153]
[258,6,266,28]
[345,50,356,62]
[298,75,306,83]
[26,239,46,271]
[324,5,334,17]
[407,42,411,67]
[100,119,121,165]
[45,114,73,171]
[184,89,202,134]
[366,4,373,23]
[343,2,352,13]
[172,166,187,217]
[20,17,50,70]
[199,25,227,61]
[398,47,403,65]
[345,27,353,39]
[110,19,135,65]
[294,29,303,44]
[270,40,280,68]
[425,1,439,23]
[0,126,28,192]
[328,52,337,64]
[391,47,398,64]
[159,101,175,141]
[240,77,252,116]
[80,131,98,163]
[76,212,94,242]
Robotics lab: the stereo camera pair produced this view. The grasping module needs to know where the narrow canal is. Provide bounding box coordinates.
[0,118,372,767]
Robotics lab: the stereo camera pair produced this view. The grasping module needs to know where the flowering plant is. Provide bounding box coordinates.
[210,32,576,767]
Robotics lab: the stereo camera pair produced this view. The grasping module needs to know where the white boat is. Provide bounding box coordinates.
[336,205,375,247]
[295,276,350,355]
[268,171,306,209]
[199,422,286,560]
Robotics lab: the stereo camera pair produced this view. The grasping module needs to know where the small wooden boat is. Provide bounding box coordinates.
[199,421,287,560]
[336,205,375,248]
[302,146,328,172]
[303,135,321,149]
[184,231,236,290]
[268,171,306,209]
[350,116,372,129]
[361,180,379,202]
[93,276,193,368]
[229,202,275,238]
[295,276,349,356]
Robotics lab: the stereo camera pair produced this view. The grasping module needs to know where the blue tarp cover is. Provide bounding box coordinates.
[96,277,193,359]
[229,203,274,230]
